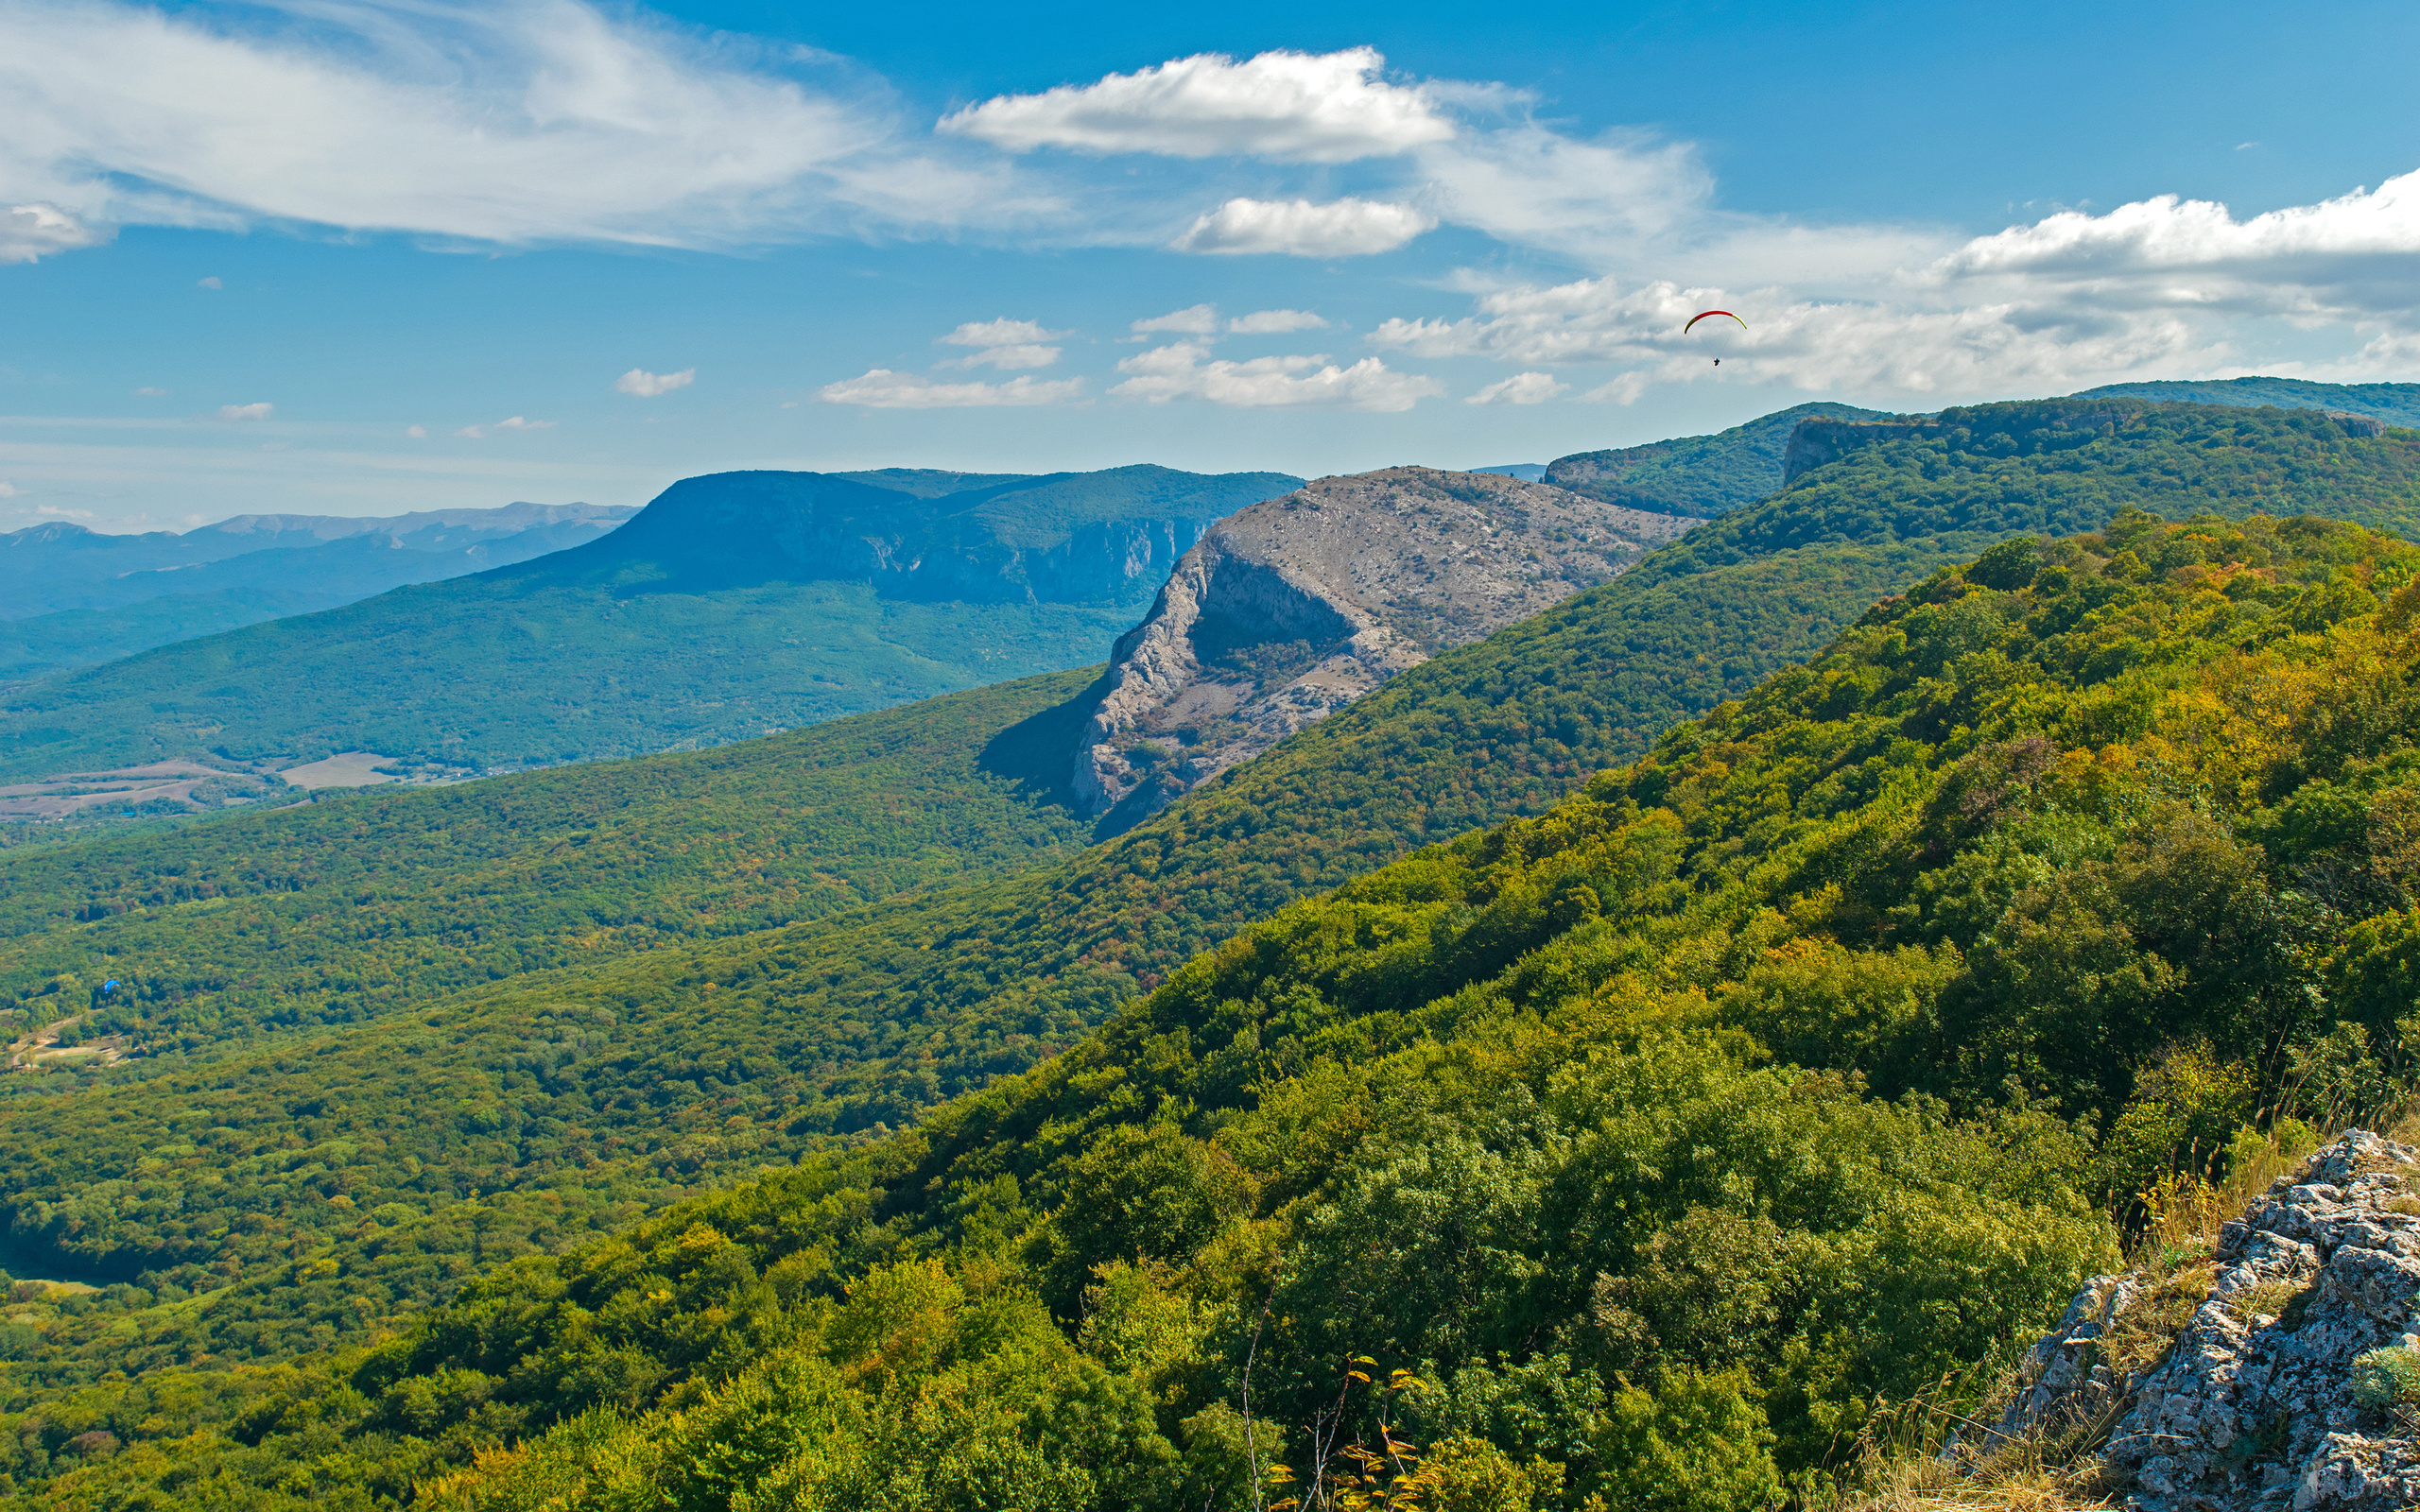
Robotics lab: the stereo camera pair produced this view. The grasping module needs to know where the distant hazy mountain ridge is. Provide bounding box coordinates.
[0,464,1302,782]
[0,502,637,685]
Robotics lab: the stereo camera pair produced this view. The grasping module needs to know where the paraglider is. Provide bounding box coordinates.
[1685,309,1744,365]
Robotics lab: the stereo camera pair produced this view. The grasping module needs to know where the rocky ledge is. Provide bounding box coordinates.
[1994,1131,2420,1510]
[1070,466,1694,825]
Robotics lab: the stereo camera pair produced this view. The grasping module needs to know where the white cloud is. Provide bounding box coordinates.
[942,318,1066,347]
[1410,126,1712,265]
[1922,168,2420,324]
[217,402,273,421]
[1132,304,1222,336]
[406,424,427,438]
[942,344,1060,370]
[1171,196,1432,257]
[1,202,105,263]
[455,415,556,438]
[0,481,17,497]
[934,318,1063,369]
[615,367,695,397]
[1582,373,1649,405]
[0,0,1040,256]
[939,47,1452,163]
[1466,371,1566,405]
[817,369,1083,408]
[196,275,222,289]
[1374,273,2210,394]
[132,386,169,396]
[1109,342,1442,410]
[1229,308,1328,334]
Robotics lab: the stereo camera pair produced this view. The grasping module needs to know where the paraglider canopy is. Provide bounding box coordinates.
[1683,310,1746,334]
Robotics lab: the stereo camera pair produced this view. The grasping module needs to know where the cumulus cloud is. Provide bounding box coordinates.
[934,318,1063,369]
[942,318,1066,347]
[939,47,1452,163]
[406,424,427,438]
[1923,167,2420,323]
[1466,372,1566,405]
[1,202,105,263]
[817,369,1083,407]
[0,0,1043,255]
[197,275,222,289]
[132,386,169,397]
[1110,342,1441,410]
[1374,273,2210,394]
[615,367,695,397]
[1229,308,1328,334]
[0,481,17,498]
[1367,163,2420,399]
[456,415,555,437]
[1132,304,1222,336]
[217,402,273,421]
[1171,196,1432,256]
[943,344,1060,370]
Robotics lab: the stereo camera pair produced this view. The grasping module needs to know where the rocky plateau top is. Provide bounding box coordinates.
[1071,466,1695,825]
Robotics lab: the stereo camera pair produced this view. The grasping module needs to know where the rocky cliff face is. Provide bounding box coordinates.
[1992,1131,2420,1510]
[1071,466,1695,824]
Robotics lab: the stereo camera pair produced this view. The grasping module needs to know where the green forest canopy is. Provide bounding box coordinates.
[17,504,2419,1509]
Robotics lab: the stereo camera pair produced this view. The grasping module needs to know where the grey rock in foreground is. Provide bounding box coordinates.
[1071,466,1695,823]
[1996,1131,2420,1510]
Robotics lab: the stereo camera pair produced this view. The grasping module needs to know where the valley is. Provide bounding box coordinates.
[0,389,2414,1509]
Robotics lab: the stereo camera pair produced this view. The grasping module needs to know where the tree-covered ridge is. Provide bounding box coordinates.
[2076,375,2420,428]
[1541,400,1885,517]
[23,505,2414,1509]
[0,398,2413,1390]
[0,667,1098,1080]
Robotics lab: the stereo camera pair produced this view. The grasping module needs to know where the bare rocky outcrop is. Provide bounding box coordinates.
[1992,1132,2420,1510]
[1072,466,1695,824]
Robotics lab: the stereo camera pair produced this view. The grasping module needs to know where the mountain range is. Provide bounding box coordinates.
[0,503,634,686]
[0,389,2413,1508]
[0,464,1299,784]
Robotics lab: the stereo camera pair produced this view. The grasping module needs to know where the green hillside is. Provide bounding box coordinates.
[1541,400,1887,516]
[0,665,1099,1081]
[0,466,1298,783]
[2076,374,2420,426]
[21,502,2418,1510]
[0,397,2407,1409]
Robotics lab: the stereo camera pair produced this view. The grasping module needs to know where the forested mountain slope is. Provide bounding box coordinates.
[23,503,2420,1510]
[0,466,1297,782]
[1542,399,1885,517]
[0,398,2407,1446]
[0,666,1101,1077]
[2078,374,2420,427]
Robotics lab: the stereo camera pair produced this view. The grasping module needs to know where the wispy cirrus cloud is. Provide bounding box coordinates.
[0,0,1051,253]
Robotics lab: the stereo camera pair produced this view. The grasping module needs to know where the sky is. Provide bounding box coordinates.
[3,0,2418,532]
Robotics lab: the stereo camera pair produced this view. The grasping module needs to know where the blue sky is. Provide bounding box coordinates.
[3,0,2416,530]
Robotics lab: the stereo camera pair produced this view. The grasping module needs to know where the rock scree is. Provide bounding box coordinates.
[1994,1130,2420,1509]
[1070,465,1695,826]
